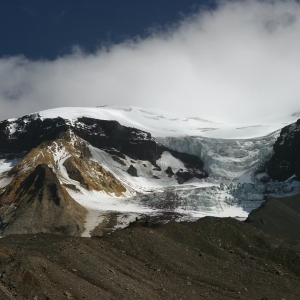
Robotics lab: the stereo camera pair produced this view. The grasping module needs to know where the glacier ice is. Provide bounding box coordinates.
[156,131,279,183]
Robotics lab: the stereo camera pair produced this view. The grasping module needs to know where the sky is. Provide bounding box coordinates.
[0,0,216,60]
[0,0,300,123]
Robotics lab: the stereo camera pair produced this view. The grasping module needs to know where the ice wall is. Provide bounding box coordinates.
[157,131,279,183]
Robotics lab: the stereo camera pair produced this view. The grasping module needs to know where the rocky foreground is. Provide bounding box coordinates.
[0,217,299,300]
[246,193,300,239]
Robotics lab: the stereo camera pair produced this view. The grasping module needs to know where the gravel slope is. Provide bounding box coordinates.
[246,193,300,239]
[0,217,299,299]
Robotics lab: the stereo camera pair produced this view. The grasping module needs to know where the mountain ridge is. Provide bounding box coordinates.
[0,110,208,236]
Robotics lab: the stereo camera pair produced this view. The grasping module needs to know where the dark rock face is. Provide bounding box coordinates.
[63,184,80,192]
[127,165,138,177]
[74,117,162,164]
[165,166,174,177]
[63,158,89,190]
[176,170,194,184]
[0,164,87,236]
[104,149,126,159]
[0,114,69,153]
[266,119,300,181]
[0,114,208,183]
[259,175,271,183]
[112,155,126,166]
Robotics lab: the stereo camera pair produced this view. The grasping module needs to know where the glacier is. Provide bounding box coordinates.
[156,131,279,183]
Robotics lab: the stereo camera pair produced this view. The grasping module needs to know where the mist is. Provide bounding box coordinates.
[0,0,300,123]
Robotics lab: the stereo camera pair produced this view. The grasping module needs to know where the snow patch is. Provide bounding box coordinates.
[0,177,13,189]
[0,158,20,175]
[156,151,185,173]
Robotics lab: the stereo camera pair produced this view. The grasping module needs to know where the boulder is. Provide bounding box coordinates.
[165,166,174,177]
[127,165,138,177]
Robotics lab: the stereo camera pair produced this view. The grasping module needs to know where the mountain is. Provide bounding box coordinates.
[0,109,207,236]
[0,106,299,299]
[0,106,299,237]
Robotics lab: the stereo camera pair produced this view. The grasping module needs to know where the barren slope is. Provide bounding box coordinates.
[246,193,300,239]
[0,217,299,299]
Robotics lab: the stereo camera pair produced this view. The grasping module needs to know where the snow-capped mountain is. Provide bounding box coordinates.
[0,106,299,237]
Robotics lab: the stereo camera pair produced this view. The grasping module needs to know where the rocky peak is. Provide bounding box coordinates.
[0,114,69,153]
[0,163,87,236]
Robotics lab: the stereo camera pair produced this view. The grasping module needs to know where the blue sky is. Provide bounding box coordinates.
[0,0,215,59]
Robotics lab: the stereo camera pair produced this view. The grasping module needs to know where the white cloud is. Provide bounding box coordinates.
[0,0,300,123]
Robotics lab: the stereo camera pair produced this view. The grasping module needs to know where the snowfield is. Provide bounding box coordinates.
[38,106,299,139]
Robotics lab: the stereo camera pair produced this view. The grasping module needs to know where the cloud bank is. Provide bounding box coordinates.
[1,0,300,123]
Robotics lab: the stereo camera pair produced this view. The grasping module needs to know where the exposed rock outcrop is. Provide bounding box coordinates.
[63,156,126,195]
[112,155,126,166]
[0,164,87,236]
[176,170,194,184]
[0,114,69,153]
[165,166,174,177]
[63,157,90,190]
[267,119,300,181]
[127,165,138,177]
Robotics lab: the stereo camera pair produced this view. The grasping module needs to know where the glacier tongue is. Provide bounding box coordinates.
[125,177,300,222]
[129,183,266,219]
[120,130,297,221]
[156,131,279,183]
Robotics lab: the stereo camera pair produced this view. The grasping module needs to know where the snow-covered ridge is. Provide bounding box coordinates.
[36,106,300,185]
[36,106,299,139]
[2,105,298,190]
